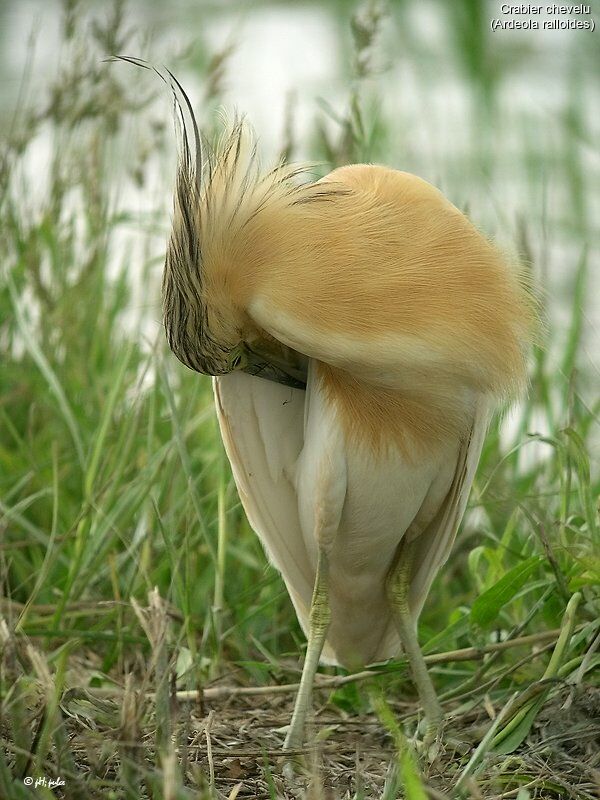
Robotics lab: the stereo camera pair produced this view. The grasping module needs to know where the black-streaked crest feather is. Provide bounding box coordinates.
[110,55,203,192]
[164,67,203,190]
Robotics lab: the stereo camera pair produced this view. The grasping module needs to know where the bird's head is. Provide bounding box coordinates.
[161,115,251,378]
[163,207,246,377]
[112,59,311,384]
[159,79,336,388]
[161,109,311,386]
[163,230,245,377]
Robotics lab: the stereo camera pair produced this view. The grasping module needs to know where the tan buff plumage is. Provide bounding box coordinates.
[162,114,536,749]
[178,127,534,456]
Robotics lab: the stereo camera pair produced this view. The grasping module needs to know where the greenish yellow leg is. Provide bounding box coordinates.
[387,537,443,746]
[283,549,331,753]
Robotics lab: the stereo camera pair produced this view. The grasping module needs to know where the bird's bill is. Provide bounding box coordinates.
[241,344,308,390]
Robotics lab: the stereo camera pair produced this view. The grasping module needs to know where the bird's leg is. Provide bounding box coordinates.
[283,547,331,753]
[386,536,443,748]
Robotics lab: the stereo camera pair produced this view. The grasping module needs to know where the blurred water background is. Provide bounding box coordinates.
[1,0,599,402]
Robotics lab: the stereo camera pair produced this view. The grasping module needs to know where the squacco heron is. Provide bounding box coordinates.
[153,70,534,752]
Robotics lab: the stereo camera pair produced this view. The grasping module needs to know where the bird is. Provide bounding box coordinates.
[155,70,536,753]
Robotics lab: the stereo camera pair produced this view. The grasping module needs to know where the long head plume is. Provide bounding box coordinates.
[112,56,343,380]
[165,114,345,378]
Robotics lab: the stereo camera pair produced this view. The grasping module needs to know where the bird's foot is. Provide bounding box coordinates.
[411,717,443,764]
[281,726,307,782]
[282,754,306,784]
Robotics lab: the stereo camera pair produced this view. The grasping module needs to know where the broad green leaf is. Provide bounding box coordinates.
[470,557,543,627]
[422,611,470,654]
[492,697,544,754]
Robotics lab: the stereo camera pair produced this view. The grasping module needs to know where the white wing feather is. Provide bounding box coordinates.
[214,370,491,668]
[213,372,315,629]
